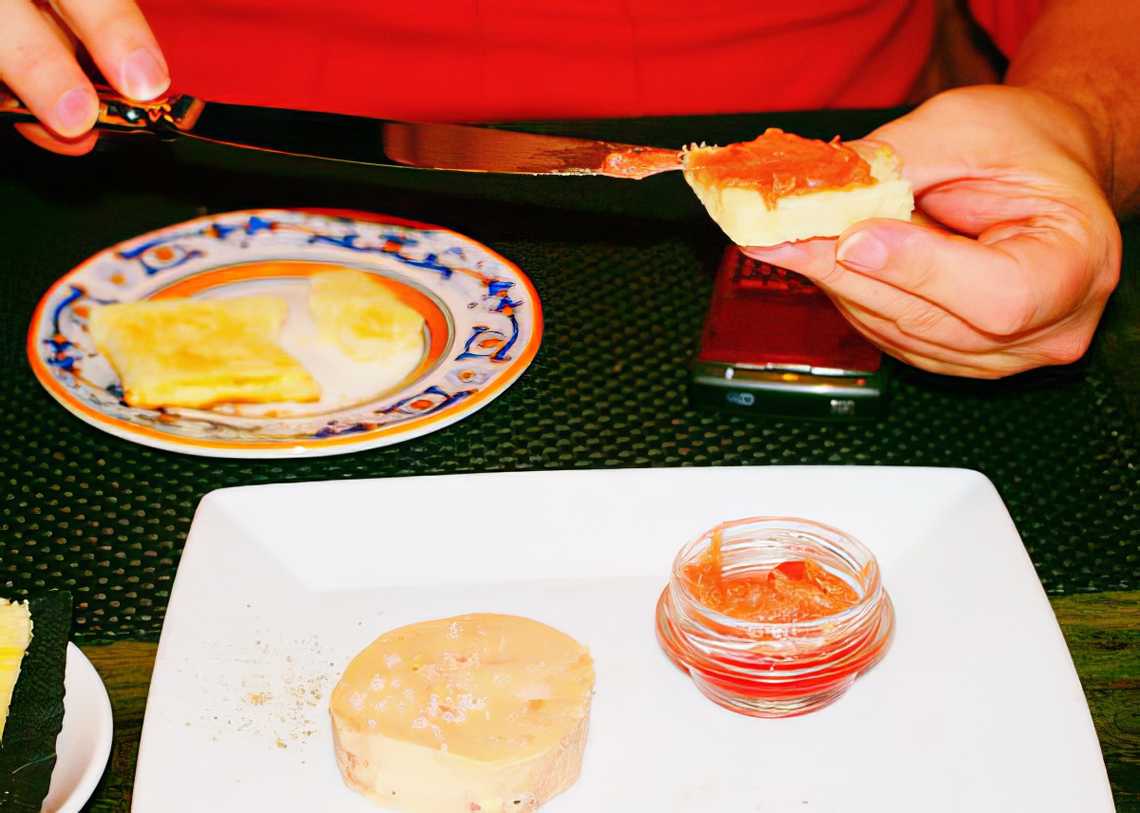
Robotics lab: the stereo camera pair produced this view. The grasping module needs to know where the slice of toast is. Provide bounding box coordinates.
[90,296,320,409]
[683,131,914,246]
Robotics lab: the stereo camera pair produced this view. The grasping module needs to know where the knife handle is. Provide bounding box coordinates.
[0,83,167,133]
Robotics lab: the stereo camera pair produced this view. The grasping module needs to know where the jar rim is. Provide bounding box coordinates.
[669,515,884,632]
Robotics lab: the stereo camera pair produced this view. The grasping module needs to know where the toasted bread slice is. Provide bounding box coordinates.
[90,296,320,409]
[308,270,424,362]
[683,130,914,246]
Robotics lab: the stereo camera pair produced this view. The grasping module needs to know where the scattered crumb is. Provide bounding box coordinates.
[192,631,338,750]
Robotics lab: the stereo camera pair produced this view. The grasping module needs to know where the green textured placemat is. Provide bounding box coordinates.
[0,590,71,812]
[0,110,1137,643]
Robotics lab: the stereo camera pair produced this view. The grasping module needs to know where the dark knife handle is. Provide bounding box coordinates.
[0,83,167,133]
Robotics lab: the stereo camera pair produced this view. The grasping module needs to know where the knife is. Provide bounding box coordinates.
[0,86,683,180]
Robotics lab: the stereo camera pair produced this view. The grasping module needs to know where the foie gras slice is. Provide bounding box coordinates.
[330,613,595,812]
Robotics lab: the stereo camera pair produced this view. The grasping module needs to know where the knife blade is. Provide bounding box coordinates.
[0,86,683,180]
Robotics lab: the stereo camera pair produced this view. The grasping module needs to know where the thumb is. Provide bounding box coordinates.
[834,218,1090,336]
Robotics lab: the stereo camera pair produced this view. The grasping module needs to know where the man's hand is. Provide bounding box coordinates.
[1,0,169,155]
[743,85,1122,379]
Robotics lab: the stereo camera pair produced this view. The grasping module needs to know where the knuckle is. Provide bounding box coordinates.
[920,89,969,120]
[882,346,922,369]
[972,366,1014,381]
[1041,331,1092,366]
[894,301,947,338]
[61,0,144,48]
[4,42,55,84]
[968,354,1031,380]
[92,15,134,47]
[1092,225,1123,300]
[977,289,1038,336]
[814,263,846,287]
[889,230,945,293]
[924,85,1007,120]
[899,255,937,293]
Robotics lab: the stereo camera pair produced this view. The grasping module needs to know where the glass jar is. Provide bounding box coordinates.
[656,516,894,717]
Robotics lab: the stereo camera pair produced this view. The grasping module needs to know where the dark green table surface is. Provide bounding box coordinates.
[1,109,1137,810]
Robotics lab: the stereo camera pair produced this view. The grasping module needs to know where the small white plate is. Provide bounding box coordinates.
[41,644,114,813]
[28,209,541,458]
[134,467,1113,812]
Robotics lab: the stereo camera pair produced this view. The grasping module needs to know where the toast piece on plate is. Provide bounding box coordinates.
[90,296,320,409]
[308,270,425,362]
[683,128,914,246]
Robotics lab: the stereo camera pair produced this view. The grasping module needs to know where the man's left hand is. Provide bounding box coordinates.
[743,85,1122,379]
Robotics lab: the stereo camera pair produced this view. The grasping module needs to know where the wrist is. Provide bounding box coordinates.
[1008,79,1115,203]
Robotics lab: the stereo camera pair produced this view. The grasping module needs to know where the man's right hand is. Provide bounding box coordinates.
[1,0,168,155]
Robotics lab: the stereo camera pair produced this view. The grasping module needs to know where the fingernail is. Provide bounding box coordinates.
[54,87,98,134]
[836,231,888,273]
[120,47,169,100]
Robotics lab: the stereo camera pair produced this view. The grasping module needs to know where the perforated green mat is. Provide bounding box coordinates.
[0,110,1136,642]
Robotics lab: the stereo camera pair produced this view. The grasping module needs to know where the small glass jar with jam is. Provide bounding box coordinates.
[656,516,894,717]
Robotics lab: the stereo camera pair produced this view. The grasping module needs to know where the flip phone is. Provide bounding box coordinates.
[689,246,887,420]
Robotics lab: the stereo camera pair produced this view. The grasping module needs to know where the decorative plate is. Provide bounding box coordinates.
[27,209,542,458]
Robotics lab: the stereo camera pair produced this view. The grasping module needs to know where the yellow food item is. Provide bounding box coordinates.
[683,132,914,246]
[89,296,320,409]
[0,599,33,742]
[309,270,425,362]
[330,613,595,812]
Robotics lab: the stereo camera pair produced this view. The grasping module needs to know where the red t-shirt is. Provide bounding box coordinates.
[138,0,1041,121]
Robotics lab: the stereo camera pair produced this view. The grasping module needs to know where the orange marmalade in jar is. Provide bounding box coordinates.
[656,517,894,717]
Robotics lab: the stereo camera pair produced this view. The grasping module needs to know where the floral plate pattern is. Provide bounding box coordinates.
[27,209,542,458]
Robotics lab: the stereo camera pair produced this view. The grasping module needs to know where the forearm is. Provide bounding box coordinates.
[1006,0,1140,214]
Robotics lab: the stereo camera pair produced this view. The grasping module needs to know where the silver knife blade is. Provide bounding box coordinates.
[0,87,683,180]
